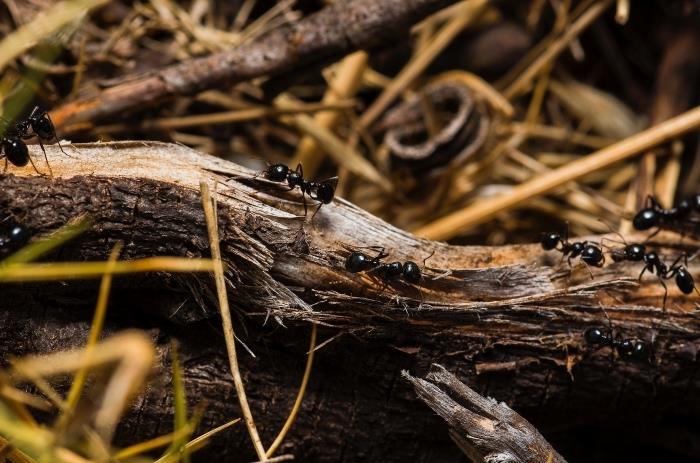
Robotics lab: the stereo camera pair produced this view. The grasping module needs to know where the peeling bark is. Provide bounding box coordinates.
[1,142,700,461]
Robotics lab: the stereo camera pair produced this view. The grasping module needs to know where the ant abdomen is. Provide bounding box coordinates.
[675,267,695,295]
[265,164,289,182]
[345,251,375,273]
[584,327,610,346]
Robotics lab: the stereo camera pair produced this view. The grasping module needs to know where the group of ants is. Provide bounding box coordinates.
[253,161,700,365]
[1,107,699,366]
[541,195,700,363]
[257,162,700,365]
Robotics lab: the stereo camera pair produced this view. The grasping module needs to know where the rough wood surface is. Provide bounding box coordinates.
[2,142,700,461]
[405,365,567,463]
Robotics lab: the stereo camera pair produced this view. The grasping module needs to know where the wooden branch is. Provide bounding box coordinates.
[404,365,566,463]
[2,142,700,460]
[51,0,458,133]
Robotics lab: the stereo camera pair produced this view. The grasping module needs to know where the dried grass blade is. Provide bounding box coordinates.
[416,104,700,240]
[199,181,267,461]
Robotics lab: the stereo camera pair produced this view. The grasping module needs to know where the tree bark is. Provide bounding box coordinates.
[2,142,700,461]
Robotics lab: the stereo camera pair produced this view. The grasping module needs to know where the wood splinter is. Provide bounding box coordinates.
[404,364,566,463]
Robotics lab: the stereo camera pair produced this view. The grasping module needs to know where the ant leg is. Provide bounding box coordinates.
[582,261,595,280]
[646,195,658,209]
[422,250,436,268]
[310,201,323,220]
[55,138,71,157]
[36,139,53,177]
[27,153,48,177]
[638,266,648,283]
[371,247,387,264]
[657,277,669,312]
[44,111,71,157]
[299,188,308,217]
[668,253,685,270]
[645,227,661,241]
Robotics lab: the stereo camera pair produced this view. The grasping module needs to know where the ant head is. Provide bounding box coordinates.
[8,225,29,247]
[644,251,660,265]
[632,208,658,231]
[315,182,335,204]
[626,244,646,261]
[265,164,289,182]
[402,261,421,284]
[540,232,560,250]
[631,341,650,362]
[32,113,53,140]
[386,261,403,275]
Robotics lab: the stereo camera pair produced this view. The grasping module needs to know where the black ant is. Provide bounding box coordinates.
[16,106,68,156]
[584,326,650,362]
[344,247,434,306]
[540,228,605,271]
[261,163,337,218]
[604,230,698,309]
[344,248,424,284]
[632,195,699,234]
[0,219,29,257]
[345,248,388,273]
[1,106,66,176]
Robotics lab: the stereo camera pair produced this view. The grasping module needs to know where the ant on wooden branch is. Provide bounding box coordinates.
[343,246,435,306]
[1,106,68,176]
[260,163,337,219]
[601,228,699,310]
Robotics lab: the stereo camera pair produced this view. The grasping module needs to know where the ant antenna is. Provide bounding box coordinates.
[597,219,628,248]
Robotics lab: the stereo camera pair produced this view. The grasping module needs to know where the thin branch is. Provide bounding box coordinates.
[404,365,567,463]
[51,0,459,132]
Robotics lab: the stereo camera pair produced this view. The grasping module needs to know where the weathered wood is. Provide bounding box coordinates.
[405,365,567,463]
[1,142,700,461]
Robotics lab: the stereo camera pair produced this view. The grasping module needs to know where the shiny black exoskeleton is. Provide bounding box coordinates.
[584,327,649,362]
[674,266,695,295]
[540,232,560,251]
[402,261,422,284]
[261,163,337,218]
[264,163,290,182]
[632,195,696,232]
[1,136,29,168]
[610,243,646,263]
[345,248,427,286]
[540,230,605,267]
[345,249,387,273]
[15,106,68,158]
[0,221,30,256]
[643,253,697,309]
